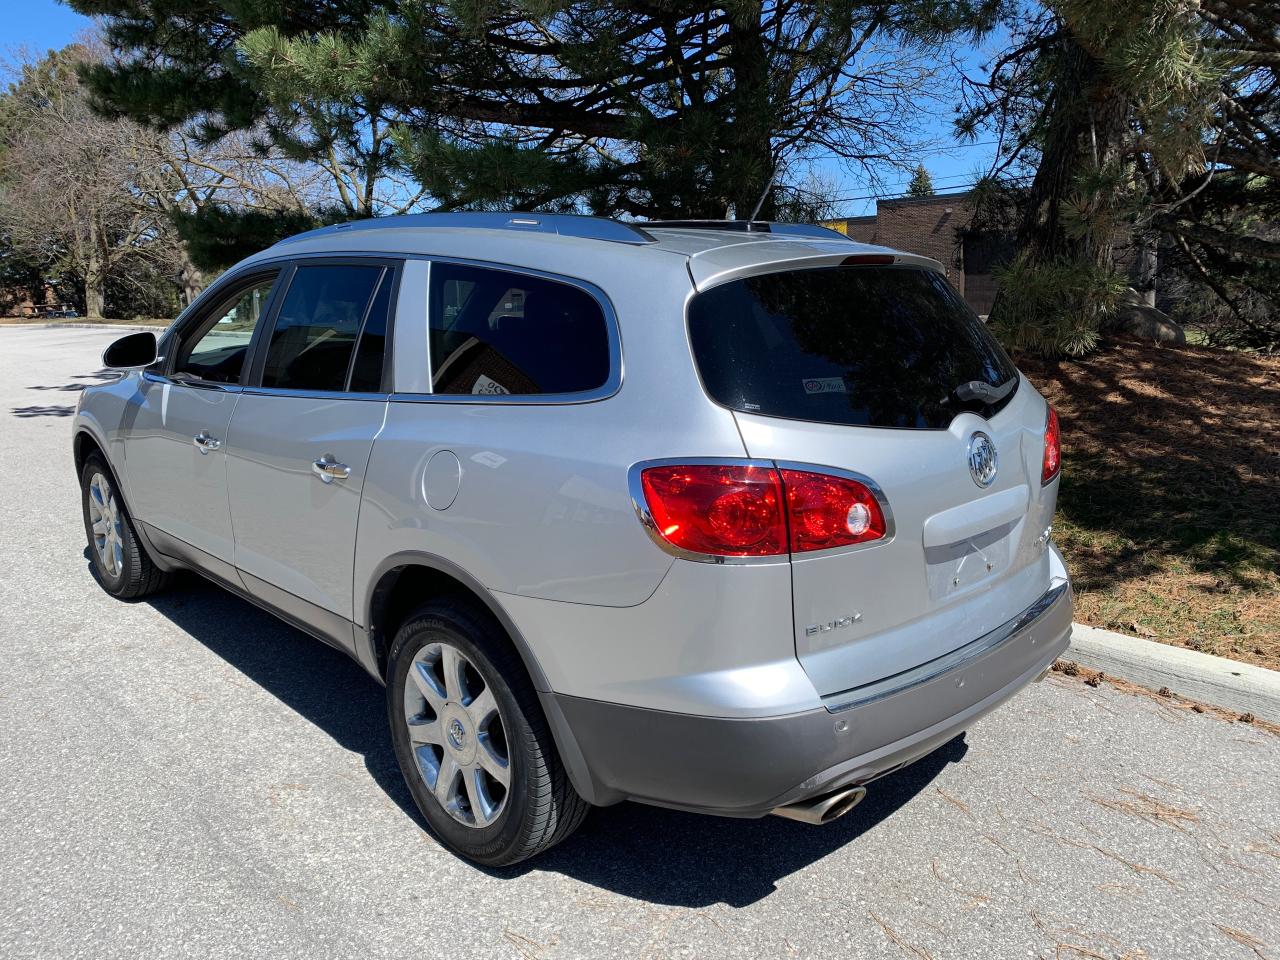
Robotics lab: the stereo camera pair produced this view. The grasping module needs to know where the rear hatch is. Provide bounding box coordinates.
[686,260,1059,698]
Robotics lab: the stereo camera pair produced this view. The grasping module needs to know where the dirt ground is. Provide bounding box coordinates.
[1020,338,1280,670]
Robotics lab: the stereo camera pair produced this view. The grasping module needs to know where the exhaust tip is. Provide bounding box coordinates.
[772,784,867,825]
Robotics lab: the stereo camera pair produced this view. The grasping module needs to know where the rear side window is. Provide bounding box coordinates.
[429,262,610,396]
[261,264,383,392]
[687,266,1018,429]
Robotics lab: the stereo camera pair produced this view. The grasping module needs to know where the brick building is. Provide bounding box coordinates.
[826,190,1010,316]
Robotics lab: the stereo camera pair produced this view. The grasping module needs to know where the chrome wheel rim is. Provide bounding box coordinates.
[403,641,511,828]
[87,472,124,579]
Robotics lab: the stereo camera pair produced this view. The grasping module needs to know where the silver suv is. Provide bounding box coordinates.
[75,213,1072,865]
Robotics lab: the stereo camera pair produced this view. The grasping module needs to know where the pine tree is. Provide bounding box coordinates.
[906,164,934,197]
[70,1,1004,232]
[961,0,1279,355]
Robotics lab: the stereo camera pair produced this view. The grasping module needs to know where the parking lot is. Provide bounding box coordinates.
[2,326,1278,959]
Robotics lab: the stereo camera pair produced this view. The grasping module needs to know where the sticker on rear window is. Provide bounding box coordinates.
[803,377,847,395]
[472,374,511,395]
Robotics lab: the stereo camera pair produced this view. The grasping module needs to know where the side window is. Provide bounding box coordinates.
[428,263,610,396]
[174,275,278,384]
[260,264,383,392]
[348,270,393,392]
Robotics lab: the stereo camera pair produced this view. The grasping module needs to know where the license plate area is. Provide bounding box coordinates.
[924,521,1015,600]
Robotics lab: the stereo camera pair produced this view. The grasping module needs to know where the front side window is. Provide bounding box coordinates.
[261,264,384,392]
[428,263,610,396]
[173,275,278,384]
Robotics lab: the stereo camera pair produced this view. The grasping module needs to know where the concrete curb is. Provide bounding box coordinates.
[1,322,168,332]
[1068,623,1280,723]
[44,322,168,332]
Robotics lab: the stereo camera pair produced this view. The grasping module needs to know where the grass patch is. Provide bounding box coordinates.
[1020,339,1280,669]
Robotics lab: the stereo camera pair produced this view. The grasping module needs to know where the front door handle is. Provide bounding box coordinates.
[192,432,222,454]
[312,455,351,484]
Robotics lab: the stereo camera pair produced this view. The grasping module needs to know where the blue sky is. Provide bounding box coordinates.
[5,0,998,217]
[2,0,93,57]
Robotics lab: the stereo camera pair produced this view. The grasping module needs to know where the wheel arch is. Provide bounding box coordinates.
[362,552,606,805]
[73,426,106,475]
[363,552,551,691]
[73,426,138,519]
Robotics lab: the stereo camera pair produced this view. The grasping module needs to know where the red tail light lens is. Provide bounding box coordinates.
[637,463,888,558]
[639,464,787,557]
[1042,405,1061,484]
[780,469,887,552]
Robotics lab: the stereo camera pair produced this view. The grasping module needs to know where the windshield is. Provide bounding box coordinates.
[687,266,1018,429]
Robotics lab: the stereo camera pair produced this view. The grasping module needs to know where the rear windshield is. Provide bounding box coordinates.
[687,266,1018,429]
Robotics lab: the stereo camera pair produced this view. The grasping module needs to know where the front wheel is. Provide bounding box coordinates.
[80,454,170,599]
[387,599,588,866]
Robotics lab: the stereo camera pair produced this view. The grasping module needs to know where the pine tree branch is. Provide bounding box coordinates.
[1156,216,1280,262]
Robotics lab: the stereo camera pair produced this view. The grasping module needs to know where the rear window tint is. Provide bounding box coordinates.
[429,263,610,396]
[687,266,1018,429]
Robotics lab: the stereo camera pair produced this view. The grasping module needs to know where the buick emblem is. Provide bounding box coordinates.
[448,718,466,748]
[968,432,998,488]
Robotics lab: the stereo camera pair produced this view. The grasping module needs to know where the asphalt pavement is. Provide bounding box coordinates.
[2,326,1277,960]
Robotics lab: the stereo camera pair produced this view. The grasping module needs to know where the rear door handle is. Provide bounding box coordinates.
[192,432,222,454]
[312,455,351,483]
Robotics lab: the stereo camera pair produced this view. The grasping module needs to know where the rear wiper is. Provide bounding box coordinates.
[942,378,1016,408]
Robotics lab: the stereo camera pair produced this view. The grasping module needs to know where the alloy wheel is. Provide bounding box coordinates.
[402,641,511,827]
[87,472,124,579]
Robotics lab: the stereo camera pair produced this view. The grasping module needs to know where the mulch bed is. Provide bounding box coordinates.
[1019,338,1280,670]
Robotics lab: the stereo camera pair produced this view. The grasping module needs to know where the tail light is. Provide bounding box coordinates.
[1041,405,1061,485]
[780,468,887,551]
[638,464,787,557]
[635,462,887,559]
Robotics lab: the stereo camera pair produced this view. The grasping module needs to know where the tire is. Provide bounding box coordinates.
[80,454,170,599]
[387,598,589,866]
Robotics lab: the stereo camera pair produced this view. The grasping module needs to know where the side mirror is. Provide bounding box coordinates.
[102,332,158,369]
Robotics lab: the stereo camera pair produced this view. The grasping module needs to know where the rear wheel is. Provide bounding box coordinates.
[80,455,170,599]
[387,598,588,865]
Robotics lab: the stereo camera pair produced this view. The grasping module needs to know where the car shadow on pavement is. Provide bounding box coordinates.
[135,570,421,820]
[522,737,967,907]
[136,567,966,909]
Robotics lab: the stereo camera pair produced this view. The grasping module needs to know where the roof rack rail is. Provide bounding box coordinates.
[276,212,657,247]
[642,219,853,242]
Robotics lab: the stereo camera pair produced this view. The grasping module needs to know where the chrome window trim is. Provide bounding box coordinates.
[239,387,390,402]
[822,579,1071,713]
[390,254,623,406]
[151,254,402,401]
[626,457,893,565]
[168,251,621,404]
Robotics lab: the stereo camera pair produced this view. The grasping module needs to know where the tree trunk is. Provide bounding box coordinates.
[990,35,1130,327]
[176,243,205,307]
[1013,38,1127,267]
[1129,234,1158,306]
[83,267,106,320]
[83,218,107,320]
[83,247,106,320]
